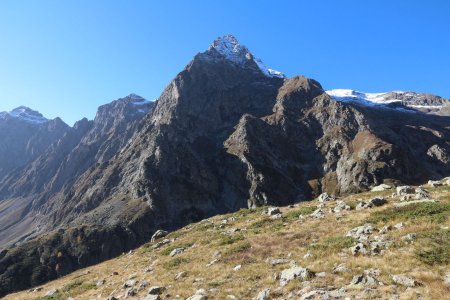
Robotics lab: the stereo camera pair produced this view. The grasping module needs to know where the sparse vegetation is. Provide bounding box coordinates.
[7,183,450,300]
[163,257,190,269]
[217,234,245,246]
[415,230,450,265]
[309,235,356,253]
[284,206,317,221]
[159,243,194,256]
[365,202,450,224]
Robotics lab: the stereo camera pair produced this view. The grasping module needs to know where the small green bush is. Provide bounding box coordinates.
[284,206,317,221]
[218,235,245,246]
[163,257,189,269]
[309,235,356,253]
[227,241,251,254]
[415,230,450,265]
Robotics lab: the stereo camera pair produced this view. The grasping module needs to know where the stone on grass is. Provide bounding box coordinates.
[170,247,185,257]
[268,258,290,266]
[310,208,325,219]
[332,201,351,213]
[333,263,350,273]
[396,186,415,196]
[318,192,334,202]
[371,184,392,192]
[428,180,443,187]
[254,288,270,300]
[267,207,281,216]
[279,266,315,286]
[175,271,186,280]
[96,279,106,286]
[356,197,387,210]
[148,286,163,295]
[392,274,419,287]
[151,230,168,242]
[123,279,136,288]
[45,289,58,296]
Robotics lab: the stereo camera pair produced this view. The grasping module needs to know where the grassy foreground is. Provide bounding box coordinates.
[5,184,450,300]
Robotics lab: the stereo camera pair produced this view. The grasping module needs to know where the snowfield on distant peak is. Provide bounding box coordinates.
[208,34,285,78]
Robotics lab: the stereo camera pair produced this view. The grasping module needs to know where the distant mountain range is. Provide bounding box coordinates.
[0,34,449,296]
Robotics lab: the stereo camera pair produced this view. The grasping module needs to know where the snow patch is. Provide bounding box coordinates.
[326,89,402,106]
[209,35,284,78]
[0,106,49,124]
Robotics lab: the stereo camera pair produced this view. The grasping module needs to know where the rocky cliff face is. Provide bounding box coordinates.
[0,107,69,180]
[0,35,449,297]
[0,95,154,250]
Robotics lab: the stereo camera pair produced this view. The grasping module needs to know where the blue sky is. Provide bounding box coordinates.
[0,0,449,125]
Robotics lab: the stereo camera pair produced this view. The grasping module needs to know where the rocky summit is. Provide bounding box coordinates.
[0,35,450,298]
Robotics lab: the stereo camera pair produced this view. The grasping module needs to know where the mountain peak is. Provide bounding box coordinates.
[0,106,49,124]
[206,34,285,78]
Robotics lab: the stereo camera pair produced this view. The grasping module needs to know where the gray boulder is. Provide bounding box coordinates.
[279,266,315,286]
[392,274,419,287]
[151,230,169,242]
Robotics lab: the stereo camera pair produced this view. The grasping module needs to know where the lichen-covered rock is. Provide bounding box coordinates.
[279,266,315,286]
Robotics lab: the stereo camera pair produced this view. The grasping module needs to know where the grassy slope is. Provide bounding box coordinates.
[5,185,450,300]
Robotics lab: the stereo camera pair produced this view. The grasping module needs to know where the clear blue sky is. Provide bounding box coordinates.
[1,0,449,125]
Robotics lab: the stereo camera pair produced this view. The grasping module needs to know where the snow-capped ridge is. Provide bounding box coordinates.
[326,89,449,114]
[0,106,49,124]
[208,34,285,78]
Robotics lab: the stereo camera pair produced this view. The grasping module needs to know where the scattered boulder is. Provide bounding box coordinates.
[318,192,334,202]
[279,266,315,286]
[148,286,163,295]
[346,224,375,241]
[138,281,149,291]
[310,208,325,219]
[443,272,450,286]
[175,271,187,280]
[396,186,415,196]
[267,258,291,266]
[186,289,208,300]
[151,230,169,242]
[170,247,185,257]
[333,263,351,273]
[206,259,219,267]
[415,187,430,200]
[371,184,392,192]
[350,242,368,256]
[379,225,392,234]
[254,288,270,300]
[401,233,417,242]
[153,239,171,249]
[392,274,419,287]
[45,288,58,296]
[267,207,281,216]
[300,288,346,300]
[233,264,242,271]
[123,279,137,288]
[350,269,381,287]
[96,279,106,286]
[393,222,405,230]
[332,201,351,213]
[428,180,443,187]
[356,197,387,210]
[125,287,137,297]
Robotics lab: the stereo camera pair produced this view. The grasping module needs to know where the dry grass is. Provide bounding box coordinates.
[5,185,450,299]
